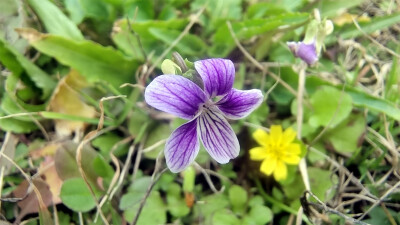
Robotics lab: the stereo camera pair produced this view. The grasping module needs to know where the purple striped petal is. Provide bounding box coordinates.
[145,75,206,120]
[198,106,240,163]
[194,58,235,98]
[165,119,200,173]
[217,89,263,120]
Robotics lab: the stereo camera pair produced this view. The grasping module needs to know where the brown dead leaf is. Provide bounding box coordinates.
[39,156,63,204]
[48,70,96,137]
[13,178,53,222]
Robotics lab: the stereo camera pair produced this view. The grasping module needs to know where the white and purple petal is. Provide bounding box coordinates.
[165,119,200,173]
[198,106,240,164]
[217,88,263,120]
[194,58,235,98]
[144,75,206,120]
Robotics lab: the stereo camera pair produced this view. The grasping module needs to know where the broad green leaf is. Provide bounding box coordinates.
[243,205,273,225]
[149,28,207,56]
[228,185,248,213]
[92,133,129,157]
[64,0,85,24]
[60,178,96,212]
[93,155,114,178]
[196,194,229,223]
[324,113,366,153]
[28,0,84,40]
[123,191,167,224]
[79,0,110,20]
[212,209,240,225]
[326,13,400,45]
[0,38,56,99]
[309,86,353,128]
[320,0,365,18]
[17,28,138,88]
[166,183,190,218]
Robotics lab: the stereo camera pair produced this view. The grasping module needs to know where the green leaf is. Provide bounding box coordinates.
[324,113,366,153]
[17,28,138,88]
[228,185,248,213]
[305,76,400,121]
[28,0,84,40]
[166,183,190,218]
[79,0,110,20]
[93,155,114,178]
[197,194,229,223]
[345,87,400,121]
[212,209,240,225]
[123,191,167,224]
[0,38,56,99]
[326,13,400,45]
[149,28,207,56]
[60,178,96,212]
[309,86,353,128]
[245,3,286,19]
[0,111,37,133]
[64,0,85,24]
[320,0,365,17]
[54,141,99,184]
[92,133,129,157]
[243,205,273,225]
[143,124,171,159]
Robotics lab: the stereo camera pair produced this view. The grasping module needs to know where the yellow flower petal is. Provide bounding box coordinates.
[283,154,301,165]
[249,147,268,161]
[287,143,301,155]
[269,125,283,145]
[260,157,276,176]
[273,161,287,181]
[252,129,269,147]
[282,127,296,145]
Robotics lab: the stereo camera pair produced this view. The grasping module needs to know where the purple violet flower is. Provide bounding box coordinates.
[287,41,318,65]
[145,58,263,172]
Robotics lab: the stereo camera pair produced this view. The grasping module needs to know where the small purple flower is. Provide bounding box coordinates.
[287,41,318,65]
[145,58,263,172]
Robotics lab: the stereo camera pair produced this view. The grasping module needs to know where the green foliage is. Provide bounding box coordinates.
[1,0,399,224]
[308,86,353,128]
[60,178,97,212]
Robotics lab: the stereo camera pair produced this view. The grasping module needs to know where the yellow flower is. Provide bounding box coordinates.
[249,125,301,181]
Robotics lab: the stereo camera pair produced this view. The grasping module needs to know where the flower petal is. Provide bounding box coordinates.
[260,157,276,176]
[282,127,297,145]
[194,58,235,98]
[165,119,200,173]
[145,75,206,120]
[287,41,318,65]
[287,143,301,155]
[217,89,263,119]
[269,125,283,145]
[282,154,301,165]
[249,147,268,161]
[198,106,239,163]
[252,129,269,147]
[273,161,287,181]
